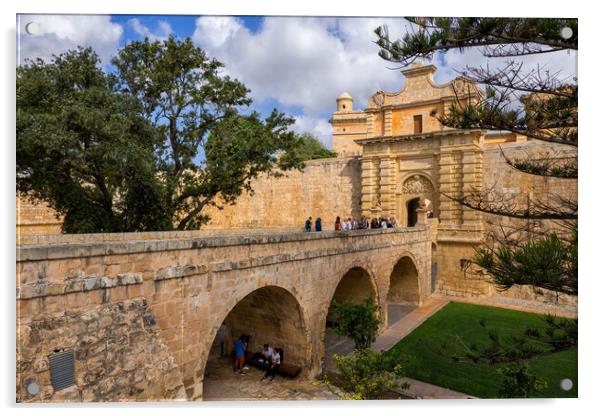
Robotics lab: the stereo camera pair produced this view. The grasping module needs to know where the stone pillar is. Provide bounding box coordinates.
[437,150,462,227]
[361,157,377,217]
[366,113,375,138]
[460,148,484,229]
[383,109,393,136]
[416,207,427,225]
[379,156,395,218]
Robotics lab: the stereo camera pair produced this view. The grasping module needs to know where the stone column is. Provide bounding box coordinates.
[437,149,462,227]
[379,156,395,217]
[366,113,375,138]
[383,109,393,136]
[361,157,377,217]
[460,148,484,229]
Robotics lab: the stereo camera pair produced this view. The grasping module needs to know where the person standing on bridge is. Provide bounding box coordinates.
[334,216,341,231]
[315,217,322,232]
[305,216,313,232]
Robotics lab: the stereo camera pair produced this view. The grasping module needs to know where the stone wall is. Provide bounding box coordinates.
[434,139,577,315]
[17,194,63,236]
[17,298,185,402]
[203,156,362,230]
[482,140,577,236]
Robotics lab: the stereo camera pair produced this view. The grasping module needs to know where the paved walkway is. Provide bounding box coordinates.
[395,377,476,399]
[371,297,449,353]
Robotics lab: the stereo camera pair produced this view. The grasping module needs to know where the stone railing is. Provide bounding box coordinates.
[17,226,302,246]
[16,225,430,262]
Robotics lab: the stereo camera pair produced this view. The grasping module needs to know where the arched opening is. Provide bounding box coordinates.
[407,197,420,227]
[386,256,420,327]
[397,174,437,226]
[324,267,378,372]
[203,286,308,400]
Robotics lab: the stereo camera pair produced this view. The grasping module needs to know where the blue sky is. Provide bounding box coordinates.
[17,14,577,148]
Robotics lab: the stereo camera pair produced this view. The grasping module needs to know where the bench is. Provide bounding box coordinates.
[244,351,302,378]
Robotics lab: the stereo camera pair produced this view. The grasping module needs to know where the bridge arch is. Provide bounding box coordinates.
[385,253,421,326]
[199,284,310,399]
[318,262,382,372]
[326,262,381,325]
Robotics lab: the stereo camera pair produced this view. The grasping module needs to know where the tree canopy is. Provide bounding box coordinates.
[17,48,168,233]
[17,37,315,233]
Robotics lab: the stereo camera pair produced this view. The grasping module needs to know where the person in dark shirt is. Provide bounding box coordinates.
[305,216,312,232]
[315,217,322,232]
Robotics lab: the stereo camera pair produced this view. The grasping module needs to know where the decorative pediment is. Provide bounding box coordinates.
[366,63,481,109]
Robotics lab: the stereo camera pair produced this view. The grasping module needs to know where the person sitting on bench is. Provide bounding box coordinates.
[260,344,273,365]
[262,348,281,381]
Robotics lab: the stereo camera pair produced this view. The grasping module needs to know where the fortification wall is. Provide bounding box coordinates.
[17,194,63,236]
[203,156,362,230]
[435,139,577,315]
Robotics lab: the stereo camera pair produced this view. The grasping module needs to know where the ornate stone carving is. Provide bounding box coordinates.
[400,175,434,195]
[370,91,385,107]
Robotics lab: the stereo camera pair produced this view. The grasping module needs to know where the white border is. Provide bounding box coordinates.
[3,1,597,416]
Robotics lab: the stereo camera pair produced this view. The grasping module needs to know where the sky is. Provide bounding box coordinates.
[16,14,577,149]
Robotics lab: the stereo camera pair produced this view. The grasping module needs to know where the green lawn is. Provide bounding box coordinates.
[384,302,577,398]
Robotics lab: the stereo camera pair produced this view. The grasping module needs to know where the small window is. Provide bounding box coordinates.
[413,115,423,134]
[342,104,346,109]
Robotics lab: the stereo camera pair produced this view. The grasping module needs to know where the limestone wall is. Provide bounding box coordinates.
[482,140,577,236]
[17,298,185,402]
[434,139,577,315]
[17,194,63,236]
[203,156,362,230]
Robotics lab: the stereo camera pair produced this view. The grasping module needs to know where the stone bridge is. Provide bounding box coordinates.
[16,226,433,402]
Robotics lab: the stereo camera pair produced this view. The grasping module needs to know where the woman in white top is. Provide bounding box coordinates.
[263,348,281,381]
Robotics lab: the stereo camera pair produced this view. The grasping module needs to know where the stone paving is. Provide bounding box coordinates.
[371,297,449,353]
[396,377,476,399]
[202,355,340,401]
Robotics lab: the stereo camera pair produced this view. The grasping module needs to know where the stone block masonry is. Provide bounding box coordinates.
[17,227,432,401]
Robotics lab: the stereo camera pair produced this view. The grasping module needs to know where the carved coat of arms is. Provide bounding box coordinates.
[401,175,434,194]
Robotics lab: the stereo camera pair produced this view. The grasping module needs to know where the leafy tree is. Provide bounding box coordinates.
[279,133,337,165]
[474,230,577,295]
[498,361,547,398]
[111,36,307,230]
[375,18,577,295]
[331,295,381,350]
[18,38,309,233]
[17,48,169,233]
[326,349,408,400]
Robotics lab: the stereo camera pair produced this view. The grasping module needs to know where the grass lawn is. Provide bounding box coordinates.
[383,302,577,398]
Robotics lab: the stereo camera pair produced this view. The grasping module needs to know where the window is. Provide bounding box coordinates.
[413,115,423,134]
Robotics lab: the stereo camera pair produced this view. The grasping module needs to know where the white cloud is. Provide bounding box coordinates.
[128,18,173,42]
[291,115,333,147]
[192,16,576,144]
[18,14,123,66]
[192,16,411,117]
